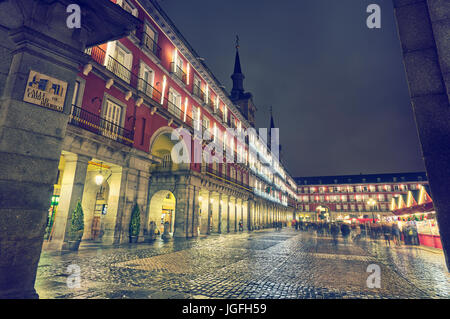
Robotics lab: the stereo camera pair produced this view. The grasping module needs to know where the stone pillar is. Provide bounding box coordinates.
[226,196,230,233]
[218,193,223,233]
[102,166,126,245]
[234,199,238,232]
[0,2,82,299]
[394,0,450,270]
[185,186,194,238]
[206,191,212,235]
[0,0,138,298]
[174,184,189,238]
[46,153,90,250]
[242,201,246,231]
[192,187,200,237]
[247,200,252,231]
[256,203,260,228]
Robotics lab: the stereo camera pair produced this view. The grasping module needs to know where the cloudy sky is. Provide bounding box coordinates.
[158,0,425,177]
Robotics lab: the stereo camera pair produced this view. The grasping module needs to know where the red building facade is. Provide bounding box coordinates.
[44,0,297,250]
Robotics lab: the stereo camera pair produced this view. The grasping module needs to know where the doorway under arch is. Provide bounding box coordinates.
[148,190,176,236]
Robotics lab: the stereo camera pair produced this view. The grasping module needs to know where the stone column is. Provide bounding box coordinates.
[256,203,259,228]
[0,0,139,298]
[394,0,450,270]
[206,191,212,235]
[226,196,230,233]
[218,193,223,234]
[185,186,194,238]
[192,187,200,237]
[174,184,189,238]
[247,200,252,231]
[46,153,90,250]
[234,199,238,232]
[0,3,82,299]
[102,166,127,245]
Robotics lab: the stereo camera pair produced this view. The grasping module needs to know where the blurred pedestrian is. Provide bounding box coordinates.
[340,223,351,244]
[392,223,401,246]
[330,223,340,246]
[382,223,391,246]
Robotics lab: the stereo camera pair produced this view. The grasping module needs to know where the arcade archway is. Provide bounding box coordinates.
[148,190,176,235]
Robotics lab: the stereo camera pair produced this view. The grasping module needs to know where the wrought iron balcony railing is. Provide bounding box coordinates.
[192,84,205,101]
[69,105,134,146]
[141,33,162,59]
[205,165,250,190]
[206,98,215,112]
[85,46,131,84]
[105,55,131,84]
[137,75,162,105]
[215,107,224,120]
[170,62,187,84]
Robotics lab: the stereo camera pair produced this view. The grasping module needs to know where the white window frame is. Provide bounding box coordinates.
[139,61,155,97]
[168,87,182,117]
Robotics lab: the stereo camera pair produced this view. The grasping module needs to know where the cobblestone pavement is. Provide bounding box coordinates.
[35,229,450,299]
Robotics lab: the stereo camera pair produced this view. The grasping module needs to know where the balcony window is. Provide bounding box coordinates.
[168,88,182,118]
[105,41,132,83]
[192,107,201,131]
[142,24,161,58]
[202,116,210,132]
[103,99,123,140]
[139,62,154,98]
[171,51,186,84]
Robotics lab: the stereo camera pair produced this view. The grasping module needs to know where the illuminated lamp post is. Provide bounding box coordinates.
[367,198,378,223]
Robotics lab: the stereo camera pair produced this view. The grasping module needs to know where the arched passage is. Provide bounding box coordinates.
[149,126,190,171]
[148,190,176,235]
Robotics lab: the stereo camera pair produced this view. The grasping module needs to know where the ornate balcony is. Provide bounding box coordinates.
[193,84,205,101]
[141,33,162,59]
[69,105,134,146]
[170,62,187,84]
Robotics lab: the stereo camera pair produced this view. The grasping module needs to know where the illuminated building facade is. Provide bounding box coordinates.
[295,172,428,221]
[44,0,298,250]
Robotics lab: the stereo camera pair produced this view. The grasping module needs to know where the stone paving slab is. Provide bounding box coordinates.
[35,229,450,299]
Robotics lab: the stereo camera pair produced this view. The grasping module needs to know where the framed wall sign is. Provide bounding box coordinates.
[23,70,68,112]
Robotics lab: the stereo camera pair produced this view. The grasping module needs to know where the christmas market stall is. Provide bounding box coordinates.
[389,185,441,249]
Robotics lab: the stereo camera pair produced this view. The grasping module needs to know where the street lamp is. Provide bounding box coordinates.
[367,198,378,223]
[95,162,104,186]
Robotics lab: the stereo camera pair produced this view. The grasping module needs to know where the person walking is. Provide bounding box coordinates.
[352,224,362,242]
[382,223,391,247]
[340,223,351,244]
[391,223,401,246]
[330,223,340,246]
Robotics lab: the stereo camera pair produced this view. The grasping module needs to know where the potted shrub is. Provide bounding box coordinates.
[67,200,84,251]
[129,204,140,243]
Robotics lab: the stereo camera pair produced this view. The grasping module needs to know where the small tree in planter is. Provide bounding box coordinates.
[68,200,84,251]
[129,204,141,243]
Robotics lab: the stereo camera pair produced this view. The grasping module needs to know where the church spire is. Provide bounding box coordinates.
[269,106,275,130]
[230,35,245,100]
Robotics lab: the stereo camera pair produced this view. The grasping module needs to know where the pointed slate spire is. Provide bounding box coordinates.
[231,35,245,100]
[269,106,275,130]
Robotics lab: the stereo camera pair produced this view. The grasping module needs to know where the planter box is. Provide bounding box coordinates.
[129,236,138,243]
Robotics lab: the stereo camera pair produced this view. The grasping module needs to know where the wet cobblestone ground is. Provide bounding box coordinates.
[35,229,450,299]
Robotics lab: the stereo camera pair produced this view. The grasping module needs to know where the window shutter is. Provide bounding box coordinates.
[105,41,117,66]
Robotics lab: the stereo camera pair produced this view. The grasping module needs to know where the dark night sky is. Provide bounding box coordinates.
[158,0,425,177]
